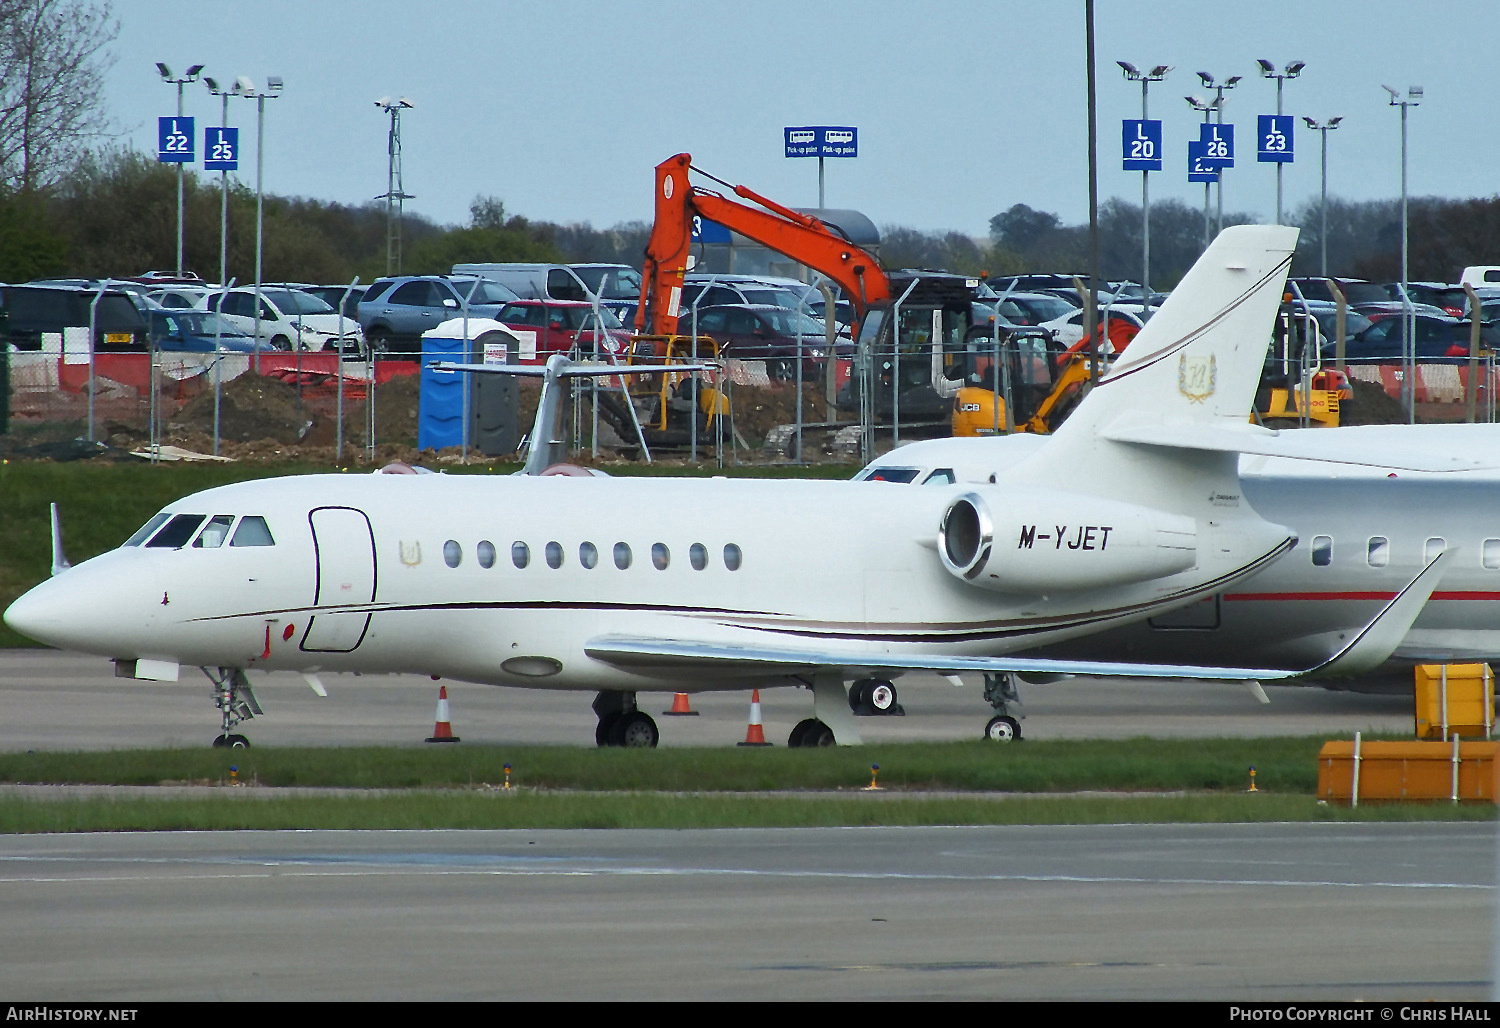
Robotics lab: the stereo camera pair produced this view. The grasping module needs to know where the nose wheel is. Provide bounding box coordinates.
[982,673,1024,742]
[204,667,262,749]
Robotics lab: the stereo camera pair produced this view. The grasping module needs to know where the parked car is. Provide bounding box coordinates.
[494,299,632,363]
[1040,307,1143,353]
[358,275,518,355]
[197,287,363,354]
[299,283,372,321]
[144,285,214,309]
[990,291,1077,328]
[680,275,812,312]
[0,283,149,351]
[690,303,847,378]
[145,307,275,353]
[1334,314,1500,361]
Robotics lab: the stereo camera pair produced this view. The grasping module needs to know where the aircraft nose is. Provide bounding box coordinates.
[3,577,76,647]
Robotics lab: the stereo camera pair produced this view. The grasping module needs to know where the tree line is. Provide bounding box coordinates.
[4,1,1499,293]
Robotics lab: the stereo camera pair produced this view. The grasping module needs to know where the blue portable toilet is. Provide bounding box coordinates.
[418,319,521,454]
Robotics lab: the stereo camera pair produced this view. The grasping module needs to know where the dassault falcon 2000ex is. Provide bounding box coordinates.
[5,225,1442,748]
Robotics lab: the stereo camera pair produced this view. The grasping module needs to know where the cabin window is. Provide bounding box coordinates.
[1366,537,1389,568]
[230,516,275,547]
[193,515,235,549]
[146,514,207,549]
[477,540,496,569]
[546,541,564,569]
[652,543,670,570]
[443,540,462,568]
[613,542,631,569]
[689,543,708,570]
[1311,535,1332,567]
[511,541,530,569]
[580,542,598,569]
[124,513,171,546]
[1484,539,1500,570]
[1424,537,1446,564]
[724,543,743,571]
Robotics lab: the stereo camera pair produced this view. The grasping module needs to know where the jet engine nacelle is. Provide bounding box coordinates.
[938,489,1197,592]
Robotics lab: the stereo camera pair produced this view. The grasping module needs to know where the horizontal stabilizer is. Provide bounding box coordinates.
[1102,415,1500,472]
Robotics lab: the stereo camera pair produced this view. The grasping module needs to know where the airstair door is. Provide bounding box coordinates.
[301,506,376,653]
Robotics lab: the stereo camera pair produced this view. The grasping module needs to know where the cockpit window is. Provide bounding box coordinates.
[230,516,275,547]
[193,515,235,548]
[145,514,207,549]
[859,467,921,483]
[922,469,956,485]
[124,513,171,546]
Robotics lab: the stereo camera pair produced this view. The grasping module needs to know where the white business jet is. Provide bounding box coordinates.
[6,226,1411,748]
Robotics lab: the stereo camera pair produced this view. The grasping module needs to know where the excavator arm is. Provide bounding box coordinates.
[636,153,891,336]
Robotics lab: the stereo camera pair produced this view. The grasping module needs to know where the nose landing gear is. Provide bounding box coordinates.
[205,667,262,749]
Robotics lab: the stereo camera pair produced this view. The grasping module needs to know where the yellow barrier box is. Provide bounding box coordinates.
[1414,663,1494,741]
[1317,738,1500,804]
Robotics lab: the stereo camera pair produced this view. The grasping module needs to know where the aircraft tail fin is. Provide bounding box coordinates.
[1052,225,1297,443]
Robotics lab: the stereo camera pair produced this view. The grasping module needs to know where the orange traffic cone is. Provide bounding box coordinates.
[426,685,461,743]
[663,692,699,716]
[737,689,772,747]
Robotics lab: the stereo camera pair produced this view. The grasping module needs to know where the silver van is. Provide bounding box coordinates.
[452,263,641,310]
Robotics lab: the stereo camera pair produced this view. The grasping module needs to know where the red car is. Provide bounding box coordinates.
[496,300,631,363]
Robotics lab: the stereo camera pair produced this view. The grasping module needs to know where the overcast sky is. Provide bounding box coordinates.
[107,0,1495,238]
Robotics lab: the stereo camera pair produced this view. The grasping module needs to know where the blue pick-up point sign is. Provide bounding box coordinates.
[158,116,194,163]
[1122,119,1163,172]
[204,127,238,171]
[1257,115,1294,163]
[785,126,858,158]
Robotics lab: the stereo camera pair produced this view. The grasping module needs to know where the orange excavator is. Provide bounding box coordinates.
[635,153,1103,439]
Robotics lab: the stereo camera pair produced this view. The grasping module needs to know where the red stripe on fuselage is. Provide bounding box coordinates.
[1227,591,1500,602]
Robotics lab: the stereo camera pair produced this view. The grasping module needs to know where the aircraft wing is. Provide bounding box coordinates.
[586,548,1454,683]
[584,636,1299,682]
[1100,414,1500,472]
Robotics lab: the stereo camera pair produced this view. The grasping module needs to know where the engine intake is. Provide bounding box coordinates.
[938,489,1197,592]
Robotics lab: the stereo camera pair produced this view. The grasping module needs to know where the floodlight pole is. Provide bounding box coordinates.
[157,63,203,276]
[1198,73,1239,234]
[234,77,282,374]
[1303,116,1342,277]
[204,78,233,288]
[1118,61,1170,315]
[1258,60,1305,225]
[1386,85,1422,424]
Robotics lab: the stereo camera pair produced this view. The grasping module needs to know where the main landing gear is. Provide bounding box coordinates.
[205,667,261,749]
[983,672,1024,742]
[847,678,903,717]
[593,691,660,748]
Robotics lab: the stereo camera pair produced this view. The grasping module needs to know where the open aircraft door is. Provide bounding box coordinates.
[301,506,377,653]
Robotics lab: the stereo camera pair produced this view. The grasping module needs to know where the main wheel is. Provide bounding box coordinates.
[868,681,898,714]
[595,711,622,748]
[789,718,834,748]
[608,711,660,748]
[848,679,873,713]
[984,716,1021,742]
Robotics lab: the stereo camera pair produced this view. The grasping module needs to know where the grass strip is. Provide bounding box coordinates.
[0,737,1359,794]
[0,791,1493,834]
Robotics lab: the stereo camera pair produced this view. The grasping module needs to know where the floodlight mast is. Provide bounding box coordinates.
[1257,59,1305,224]
[1384,84,1422,424]
[231,76,283,373]
[1302,115,1342,277]
[203,76,235,290]
[1117,60,1171,314]
[1196,72,1239,235]
[376,97,416,276]
[1185,94,1222,249]
[157,62,204,275]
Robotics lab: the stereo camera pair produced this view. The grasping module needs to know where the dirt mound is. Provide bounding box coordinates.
[170,373,313,445]
[1341,378,1412,426]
